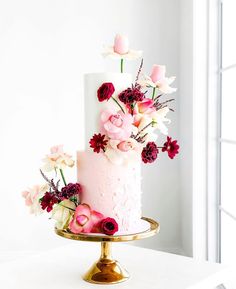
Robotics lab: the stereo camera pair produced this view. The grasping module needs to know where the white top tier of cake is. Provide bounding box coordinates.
[84,72,132,148]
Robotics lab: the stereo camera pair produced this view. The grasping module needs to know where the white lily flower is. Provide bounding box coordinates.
[152,107,171,135]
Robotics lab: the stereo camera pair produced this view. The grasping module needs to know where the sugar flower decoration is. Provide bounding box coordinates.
[42,145,74,173]
[103,34,142,60]
[69,204,104,234]
[22,184,49,215]
[52,200,76,230]
[105,138,142,165]
[139,64,177,95]
[102,34,142,73]
[100,110,134,141]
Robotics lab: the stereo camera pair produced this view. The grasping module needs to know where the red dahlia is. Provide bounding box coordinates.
[60,183,82,199]
[141,142,159,164]
[89,133,108,153]
[97,82,115,102]
[162,136,179,159]
[40,192,59,212]
[118,86,145,105]
[100,217,119,235]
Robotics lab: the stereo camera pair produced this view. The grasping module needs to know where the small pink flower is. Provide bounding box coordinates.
[135,98,155,114]
[100,110,134,140]
[150,65,166,83]
[114,34,129,55]
[69,204,104,234]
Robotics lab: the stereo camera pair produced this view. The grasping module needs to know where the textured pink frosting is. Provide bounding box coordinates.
[77,151,143,234]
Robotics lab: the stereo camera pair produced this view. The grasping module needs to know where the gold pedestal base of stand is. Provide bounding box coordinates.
[84,242,129,284]
[55,217,159,285]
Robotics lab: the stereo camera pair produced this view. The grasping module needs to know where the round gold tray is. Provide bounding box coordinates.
[55,217,159,285]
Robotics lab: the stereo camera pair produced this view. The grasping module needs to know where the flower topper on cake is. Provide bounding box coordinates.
[102,34,142,73]
[90,40,179,165]
[22,145,119,235]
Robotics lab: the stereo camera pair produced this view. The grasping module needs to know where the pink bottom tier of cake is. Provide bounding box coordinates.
[77,151,143,234]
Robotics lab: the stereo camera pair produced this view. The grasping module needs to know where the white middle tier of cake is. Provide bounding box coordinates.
[77,151,143,234]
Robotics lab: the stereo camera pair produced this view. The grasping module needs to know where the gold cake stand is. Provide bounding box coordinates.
[55,217,159,285]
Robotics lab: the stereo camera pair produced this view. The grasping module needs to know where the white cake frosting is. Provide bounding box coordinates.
[84,72,132,147]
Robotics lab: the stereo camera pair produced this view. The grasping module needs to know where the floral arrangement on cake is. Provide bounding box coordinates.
[22,34,179,236]
[22,145,118,235]
[90,34,179,165]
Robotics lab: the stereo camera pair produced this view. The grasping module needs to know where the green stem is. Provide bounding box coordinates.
[59,169,67,186]
[121,58,124,73]
[152,87,156,100]
[112,96,125,113]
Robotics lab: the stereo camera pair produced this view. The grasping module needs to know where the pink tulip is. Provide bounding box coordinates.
[150,65,166,83]
[113,34,129,55]
[69,204,104,234]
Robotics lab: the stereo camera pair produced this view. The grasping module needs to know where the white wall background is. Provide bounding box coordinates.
[0,0,183,254]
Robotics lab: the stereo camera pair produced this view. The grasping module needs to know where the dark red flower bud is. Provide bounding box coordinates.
[100,217,119,235]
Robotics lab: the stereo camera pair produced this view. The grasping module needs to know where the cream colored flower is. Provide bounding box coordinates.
[52,200,76,230]
[42,145,74,172]
[102,46,143,60]
[152,107,171,135]
[105,138,142,165]
[22,184,49,215]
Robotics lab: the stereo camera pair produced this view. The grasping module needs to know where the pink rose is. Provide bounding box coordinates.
[113,34,129,55]
[100,110,133,140]
[150,65,166,83]
[69,204,104,234]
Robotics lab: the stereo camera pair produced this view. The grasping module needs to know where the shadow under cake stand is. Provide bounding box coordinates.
[55,216,159,285]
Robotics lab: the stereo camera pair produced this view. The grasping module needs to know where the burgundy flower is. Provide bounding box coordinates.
[100,217,119,235]
[89,133,108,153]
[141,142,159,164]
[40,192,59,212]
[97,82,115,102]
[162,136,179,159]
[118,86,145,105]
[60,183,82,199]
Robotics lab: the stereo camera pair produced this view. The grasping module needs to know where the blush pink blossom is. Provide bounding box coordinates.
[22,184,49,215]
[132,98,156,128]
[150,64,166,83]
[69,204,104,234]
[113,34,129,55]
[100,110,134,140]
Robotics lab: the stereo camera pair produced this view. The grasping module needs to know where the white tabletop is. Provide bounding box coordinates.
[0,242,234,289]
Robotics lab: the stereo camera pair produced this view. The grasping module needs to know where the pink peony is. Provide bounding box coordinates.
[100,110,134,140]
[69,204,104,234]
